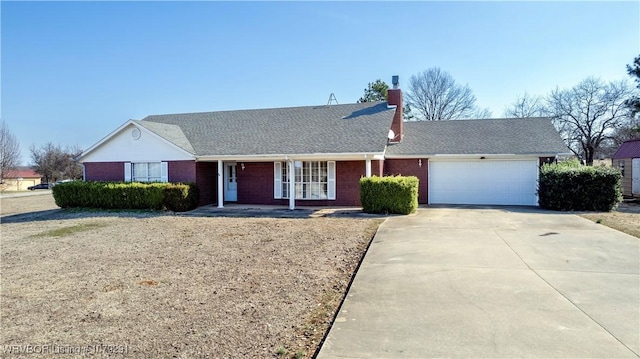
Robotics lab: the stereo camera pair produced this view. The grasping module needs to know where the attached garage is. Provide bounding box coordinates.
[428,159,539,206]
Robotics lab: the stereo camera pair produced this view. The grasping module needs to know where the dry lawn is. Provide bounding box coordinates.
[579,202,640,239]
[0,194,381,358]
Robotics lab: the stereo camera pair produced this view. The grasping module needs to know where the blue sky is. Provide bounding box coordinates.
[2,1,638,165]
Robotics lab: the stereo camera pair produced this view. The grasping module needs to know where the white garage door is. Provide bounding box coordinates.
[429,160,538,206]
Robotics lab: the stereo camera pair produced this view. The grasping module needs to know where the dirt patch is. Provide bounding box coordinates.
[580,202,640,239]
[1,195,382,358]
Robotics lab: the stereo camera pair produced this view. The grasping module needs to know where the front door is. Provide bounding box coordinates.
[225,163,238,202]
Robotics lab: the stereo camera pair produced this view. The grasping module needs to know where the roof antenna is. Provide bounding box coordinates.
[327,93,338,106]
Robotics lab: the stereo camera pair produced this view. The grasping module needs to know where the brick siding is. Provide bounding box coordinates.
[196,162,218,206]
[168,161,197,183]
[384,158,428,204]
[84,162,125,181]
[235,161,369,206]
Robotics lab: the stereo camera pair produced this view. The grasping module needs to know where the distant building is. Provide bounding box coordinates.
[1,167,42,191]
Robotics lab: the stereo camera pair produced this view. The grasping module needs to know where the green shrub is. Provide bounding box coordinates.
[538,160,622,211]
[53,181,199,212]
[162,183,199,212]
[360,175,418,215]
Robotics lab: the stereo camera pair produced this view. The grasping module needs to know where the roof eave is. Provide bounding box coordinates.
[76,120,197,163]
[384,152,570,159]
[196,152,386,162]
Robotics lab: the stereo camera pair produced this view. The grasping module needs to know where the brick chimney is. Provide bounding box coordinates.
[387,75,403,142]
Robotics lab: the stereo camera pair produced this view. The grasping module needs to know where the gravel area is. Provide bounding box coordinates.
[1,194,381,358]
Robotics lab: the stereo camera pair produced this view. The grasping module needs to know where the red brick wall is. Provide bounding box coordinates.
[236,161,368,206]
[387,89,403,142]
[84,162,125,181]
[373,160,384,176]
[168,161,197,183]
[384,158,428,204]
[335,161,369,205]
[237,162,275,204]
[84,161,197,183]
[196,162,218,205]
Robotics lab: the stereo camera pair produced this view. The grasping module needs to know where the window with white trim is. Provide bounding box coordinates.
[275,161,335,200]
[125,162,168,182]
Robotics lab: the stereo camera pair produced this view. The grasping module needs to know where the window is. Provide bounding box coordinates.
[618,160,625,177]
[125,162,168,182]
[274,161,335,200]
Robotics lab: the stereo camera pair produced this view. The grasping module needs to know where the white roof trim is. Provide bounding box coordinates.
[76,120,196,162]
[384,153,564,159]
[197,152,385,162]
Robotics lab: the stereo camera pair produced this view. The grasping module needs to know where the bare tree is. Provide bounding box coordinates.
[547,77,634,165]
[405,67,478,120]
[472,107,493,119]
[504,93,547,118]
[65,145,84,179]
[612,116,640,146]
[0,121,22,187]
[30,143,83,183]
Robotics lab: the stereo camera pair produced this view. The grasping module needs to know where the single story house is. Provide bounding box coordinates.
[612,138,640,198]
[1,167,42,191]
[76,83,569,208]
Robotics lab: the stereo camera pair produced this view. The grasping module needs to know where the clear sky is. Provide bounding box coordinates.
[2,1,638,165]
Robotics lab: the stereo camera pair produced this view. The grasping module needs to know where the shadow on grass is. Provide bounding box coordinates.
[0,208,165,224]
[616,201,640,214]
[424,204,561,214]
[177,206,389,219]
[1,206,388,224]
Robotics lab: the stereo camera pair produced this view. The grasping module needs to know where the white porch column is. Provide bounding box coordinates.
[288,160,295,210]
[365,158,372,177]
[217,160,224,208]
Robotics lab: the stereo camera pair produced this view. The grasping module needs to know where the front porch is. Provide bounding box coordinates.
[196,157,384,209]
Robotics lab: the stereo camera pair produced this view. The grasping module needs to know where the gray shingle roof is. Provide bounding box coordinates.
[135,120,196,154]
[141,102,395,156]
[133,105,568,158]
[386,117,569,156]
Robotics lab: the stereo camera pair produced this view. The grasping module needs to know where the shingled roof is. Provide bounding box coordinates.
[612,139,640,159]
[134,121,196,154]
[140,102,395,156]
[3,167,40,179]
[385,117,569,156]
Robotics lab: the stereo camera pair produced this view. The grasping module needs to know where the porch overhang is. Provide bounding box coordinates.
[196,152,385,162]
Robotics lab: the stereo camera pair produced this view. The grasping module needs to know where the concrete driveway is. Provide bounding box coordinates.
[318,206,640,358]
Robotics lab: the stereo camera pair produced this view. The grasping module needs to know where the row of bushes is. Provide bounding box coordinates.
[50,161,620,214]
[52,181,199,212]
[538,160,622,211]
[359,161,622,214]
[360,175,419,215]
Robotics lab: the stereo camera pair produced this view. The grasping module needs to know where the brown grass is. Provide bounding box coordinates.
[580,212,640,238]
[0,195,381,358]
[579,202,640,239]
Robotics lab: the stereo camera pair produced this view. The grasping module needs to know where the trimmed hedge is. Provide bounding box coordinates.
[52,181,199,212]
[538,160,622,211]
[162,183,200,212]
[360,175,419,215]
